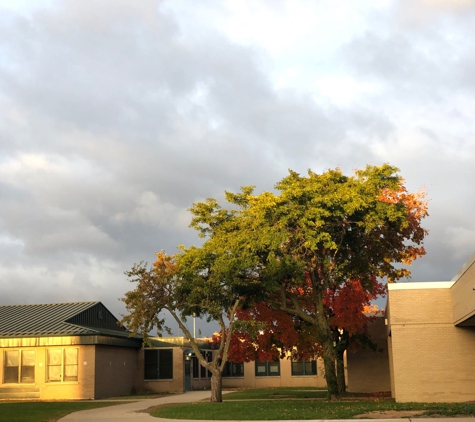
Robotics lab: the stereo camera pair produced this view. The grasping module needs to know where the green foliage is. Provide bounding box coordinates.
[185,164,428,397]
[122,164,428,400]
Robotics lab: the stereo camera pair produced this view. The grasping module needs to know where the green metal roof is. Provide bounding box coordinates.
[0,302,131,338]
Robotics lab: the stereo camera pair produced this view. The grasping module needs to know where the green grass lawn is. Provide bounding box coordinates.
[223,387,328,400]
[0,401,123,422]
[151,388,475,420]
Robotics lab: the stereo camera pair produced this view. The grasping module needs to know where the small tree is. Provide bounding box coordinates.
[121,249,253,402]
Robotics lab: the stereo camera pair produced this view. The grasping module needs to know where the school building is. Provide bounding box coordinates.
[1,250,474,401]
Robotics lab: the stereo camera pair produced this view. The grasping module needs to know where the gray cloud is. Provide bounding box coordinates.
[0,0,474,334]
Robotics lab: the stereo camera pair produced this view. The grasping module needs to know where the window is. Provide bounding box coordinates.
[255,360,280,376]
[144,349,173,380]
[291,358,317,376]
[222,361,244,377]
[3,350,36,384]
[200,351,212,379]
[192,356,199,379]
[47,349,78,382]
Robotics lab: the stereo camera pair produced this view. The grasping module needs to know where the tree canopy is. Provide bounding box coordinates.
[121,249,249,402]
[189,164,428,397]
[122,164,428,400]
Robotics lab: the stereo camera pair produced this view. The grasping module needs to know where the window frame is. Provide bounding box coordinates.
[46,348,78,383]
[191,356,199,379]
[291,358,317,376]
[143,349,173,381]
[222,361,244,378]
[199,351,212,379]
[255,359,280,377]
[3,350,36,384]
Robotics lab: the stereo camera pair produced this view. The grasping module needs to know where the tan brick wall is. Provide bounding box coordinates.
[451,261,475,325]
[388,285,475,402]
[389,287,454,325]
[1,345,96,400]
[222,357,326,389]
[387,335,395,398]
[347,317,391,393]
[94,345,138,398]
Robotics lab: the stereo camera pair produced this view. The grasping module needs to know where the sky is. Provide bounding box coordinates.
[1,0,475,336]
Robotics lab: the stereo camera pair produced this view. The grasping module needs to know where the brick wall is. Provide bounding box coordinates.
[346,317,391,393]
[94,345,138,398]
[0,344,96,400]
[451,258,475,325]
[135,347,185,394]
[388,284,475,402]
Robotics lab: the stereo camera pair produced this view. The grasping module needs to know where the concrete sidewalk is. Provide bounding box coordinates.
[59,390,213,421]
[59,392,475,422]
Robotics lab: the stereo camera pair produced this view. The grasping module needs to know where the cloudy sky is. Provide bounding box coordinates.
[1,0,475,335]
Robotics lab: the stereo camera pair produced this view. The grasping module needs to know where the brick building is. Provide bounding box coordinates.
[3,250,474,402]
[386,251,475,402]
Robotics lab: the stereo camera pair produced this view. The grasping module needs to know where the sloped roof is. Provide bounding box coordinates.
[0,301,129,338]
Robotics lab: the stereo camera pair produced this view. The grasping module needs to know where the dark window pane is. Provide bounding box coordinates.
[207,352,212,378]
[4,351,19,383]
[234,362,244,377]
[223,361,244,377]
[292,361,304,375]
[144,364,158,380]
[306,360,317,375]
[292,359,317,376]
[4,366,19,383]
[200,352,207,378]
[144,350,158,365]
[159,350,173,379]
[192,357,199,378]
[144,350,159,380]
[160,349,173,366]
[21,366,35,383]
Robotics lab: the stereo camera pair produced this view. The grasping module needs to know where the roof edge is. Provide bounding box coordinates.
[388,281,453,290]
[0,301,99,309]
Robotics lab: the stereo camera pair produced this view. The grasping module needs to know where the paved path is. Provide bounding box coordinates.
[59,392,475,422]
[59,390,213,421]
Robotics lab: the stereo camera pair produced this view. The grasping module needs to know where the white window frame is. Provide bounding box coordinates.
[3,349,36,384]
[46,348,78,383]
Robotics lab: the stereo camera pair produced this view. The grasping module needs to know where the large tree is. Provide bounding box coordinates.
[189,164,428,397]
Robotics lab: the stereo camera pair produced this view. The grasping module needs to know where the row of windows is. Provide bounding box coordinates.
[255,359,317,377]
[3,349,78,384]
[143,349,317,380]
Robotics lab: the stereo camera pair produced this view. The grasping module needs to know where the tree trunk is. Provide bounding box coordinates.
[209,372,223,402]
[336,348,346,394]
[322,339,339,399]
[315,290,339,399]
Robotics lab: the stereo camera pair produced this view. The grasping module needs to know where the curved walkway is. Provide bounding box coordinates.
[59,392,475,422]
[59,390,213,421]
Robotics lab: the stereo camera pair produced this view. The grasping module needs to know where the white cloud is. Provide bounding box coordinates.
[112,191,189,232]
[1,0,475,320]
